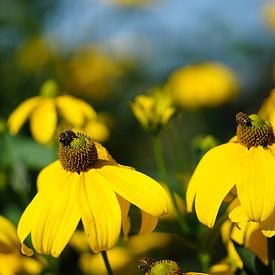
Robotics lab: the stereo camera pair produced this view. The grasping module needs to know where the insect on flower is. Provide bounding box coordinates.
[236,112,252,127]
[59,129,77,146]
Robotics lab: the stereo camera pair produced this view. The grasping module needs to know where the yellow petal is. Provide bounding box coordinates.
[229,205,249,223]
[96,165,169,217]
[260,211,275,237]
[30,173,80,257]
[17,194,42,256]
[139,211,158,235]
[37,161,66,191]
[245,222,268,264]
[237,146,275,222]
[56,95,96,127]
[8,97,40,135]
[187,143,244,228]
[78,170,121,253]
[116,195,130,240]
[0,216,19,252]
[30,98,57,144]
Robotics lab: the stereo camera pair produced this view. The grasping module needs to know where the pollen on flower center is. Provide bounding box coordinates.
[236,112,274,148]
[58,130,98,173]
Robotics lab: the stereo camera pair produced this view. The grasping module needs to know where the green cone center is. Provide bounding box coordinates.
[59,130,98,173]
[236,112,274,148]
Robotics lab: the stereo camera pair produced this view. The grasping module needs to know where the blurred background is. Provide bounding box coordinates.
[0,0,274,274]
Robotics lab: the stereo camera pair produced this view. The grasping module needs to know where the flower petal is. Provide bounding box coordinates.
[31,173,80,257]
[96,165,169,217]
[78,170,121,253]
[37,161,66,191]
[30,98,57,144]
[237,146,275,222]
[260,211,275,237]
[56,95,96,127]
[116,195,130,240]
[139,211,158,235]
[187,143,245,228]
[229,205,249,223]
[8,97,41,135]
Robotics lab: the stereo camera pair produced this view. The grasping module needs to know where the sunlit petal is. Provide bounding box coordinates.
[8,97,41,135]
[37,161,67,191]
[78,170,121,253]
[31,173,80,257]
[30,98,57,144]
[139,211,158,235]
[237,146,275,222]
[187,143,245,228]
[56,95,96,127]
[97,165,169,217]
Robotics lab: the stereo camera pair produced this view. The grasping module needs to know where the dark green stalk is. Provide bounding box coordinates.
[152,134,189,235]
[101,250,114,275]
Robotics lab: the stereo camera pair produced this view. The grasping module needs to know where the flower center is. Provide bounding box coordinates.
[58,130,98,173]
[138,257,182,275]
[236,112,274,148]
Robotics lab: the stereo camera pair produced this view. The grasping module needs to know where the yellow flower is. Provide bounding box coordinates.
[8,79,97,144]
[167,62,238,108]
[0,215,43,275]
[262,2,275,32]
[17,130,169,257]
[130,88,175,134]
[186,112,275,237]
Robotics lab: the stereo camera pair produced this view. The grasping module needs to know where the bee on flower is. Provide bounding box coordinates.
[187,112,275,237]
[17,130,169,257]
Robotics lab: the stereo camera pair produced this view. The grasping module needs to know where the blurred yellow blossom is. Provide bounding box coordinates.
[17,131,169,257]
[130,88,175,134]
[187,112,275,237]
[101,0,154,7]
[8,79,98,144]
[15,37,57,73]
[167,62,239,109]
[0,215,43,275]
[65,46,124,102]
[262,2,275,32]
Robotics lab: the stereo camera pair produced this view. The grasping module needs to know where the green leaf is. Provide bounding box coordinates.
[233,241,271,275]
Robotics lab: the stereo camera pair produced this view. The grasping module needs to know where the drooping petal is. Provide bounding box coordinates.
[96,165,169,217]
[30,98,57,144]
[236,146,275,222]
[187,143,245,228]
[56,95,97,127]
[17,194,43,256]
[78,170,121,253]
[8,97,41,135]
[37,161,66,191]
[31,173,80,257]
[116,195,130,240]
[139,211,158,235]
[229,205,249,224]
[260,211,275,237]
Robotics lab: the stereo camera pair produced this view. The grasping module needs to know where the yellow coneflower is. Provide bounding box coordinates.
[17,130,169,257]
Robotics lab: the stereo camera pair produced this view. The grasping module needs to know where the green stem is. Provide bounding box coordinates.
[152,134,189,235]
[268,236,275,275]
[101,251,114,275]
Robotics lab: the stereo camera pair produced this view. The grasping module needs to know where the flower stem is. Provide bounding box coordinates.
[101,251,114,275]
[152,134,189,235]
[268,236,275,275]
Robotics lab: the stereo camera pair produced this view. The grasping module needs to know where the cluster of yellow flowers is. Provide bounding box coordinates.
[4,62,275,274]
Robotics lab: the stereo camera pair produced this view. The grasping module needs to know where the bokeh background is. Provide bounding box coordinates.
[0,0,274,274]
